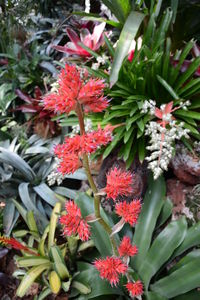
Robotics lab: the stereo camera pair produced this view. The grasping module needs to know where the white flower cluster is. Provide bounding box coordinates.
[47,168,64,186]
[141,99,156,115]
[91,54,109,70]
[142,100,191,179]
[71,118,92,136]
[85,0,90,13]
[145,120,190,179]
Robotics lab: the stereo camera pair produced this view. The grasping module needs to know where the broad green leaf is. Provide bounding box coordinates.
[17,257,50,267]
[50,246,70,279]
[34,183,60,206]
[173,290,200,300]
[145,291,167,300]
[169,250,200,274]
[179,78,200,96]
[151,257,200,298]
[74,262,123,299]
[75,193,113,257]
[0,148,35,181]
[16,264,50,297]
[156,197,173,228]
[132,175,166,271]
[101,0,131,23]
[3,201,15,235]
[38,288,52,300]
[139,217,187,288]
[110,11,145,86]
[172,221,200,259]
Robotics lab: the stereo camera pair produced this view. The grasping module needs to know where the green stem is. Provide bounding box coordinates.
[76,103,118,256]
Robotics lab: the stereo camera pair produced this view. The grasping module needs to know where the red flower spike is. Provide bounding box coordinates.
[94,256,128,286]
[128,50,135,62]
[57,153,82,175]
[60,200,90,241]
[118,236,138,257]
[115,200,141,226]
[84,125,113,153]
[126,280,143,297]
[42,64,108,115]
[0,236,39,256]
[104,167,133,200]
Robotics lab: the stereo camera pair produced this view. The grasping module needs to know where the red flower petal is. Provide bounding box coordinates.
[115,200,141,226]
[118,236,138,257]
[126,280,143,297]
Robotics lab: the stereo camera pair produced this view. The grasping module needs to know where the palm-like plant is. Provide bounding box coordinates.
[97,7,200,168]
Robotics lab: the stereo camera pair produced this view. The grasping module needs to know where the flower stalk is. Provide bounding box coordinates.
[76,102,118,255]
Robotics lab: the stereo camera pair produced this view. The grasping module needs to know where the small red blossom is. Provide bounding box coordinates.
[118,236,138,257]
[128,50,135,62]
[94,256,127,286]
[57,153,82,175]
[126,280,143,297]
[115,200,141,226]
[0,236,38,256]
[60,201,90,241]
[54,126,113,175]
[43,64,108,115]
[104,167,133,200]
[84,125,113,153]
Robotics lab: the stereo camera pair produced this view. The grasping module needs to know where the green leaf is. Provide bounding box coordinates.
[175,57,200,91]
[16,264,50,297]
[139,217,187,288]
[104,34,115,57]
[34,183,60,206]
[3,201,16,235]
[110,11,145,86]
[156,198,173,228]
[174,110,200,120]
[145,291,167,300]
[132,175,166,271]
[173,290,200,300]
[72,281,91,295]
[17,257,50,267]
[103,127,125,159]
[172,221,200,259]
[75,193,113,257]
[169,250,200,274]
[38,288,52,300]
[0,148,35,181]
[151,257,200,298]
[157,75,179,99]
[101,0,131,23]
[74,262,122,299]
[48,202,61,251]
[50,246,70,279]
[179,78,200,97]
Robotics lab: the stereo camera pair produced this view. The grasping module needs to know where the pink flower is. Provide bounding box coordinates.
[118,236,138,257]
[128,50,135,62]
[115,200,141,226]
[52,23,105,57]
[126,281,143,297]
[60,201,90,241]
[104,167,133,200]
[57,153,82,175]
[43,64,108,115]
[94,256,127,286]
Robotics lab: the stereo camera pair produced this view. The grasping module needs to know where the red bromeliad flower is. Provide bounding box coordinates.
[52,23,105,57]
[0,236,38,256]
[43,64,109,115]
[115,200,141,226]
[118,236,138,257]
[54,125,113,174]
[84,125,113,153]
[104,167,133,200]
[60,200,90,241]
[94,256,127,286]
[126,280,143,297]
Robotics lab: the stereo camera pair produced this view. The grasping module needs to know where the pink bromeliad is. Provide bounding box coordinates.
[52,23,105,57]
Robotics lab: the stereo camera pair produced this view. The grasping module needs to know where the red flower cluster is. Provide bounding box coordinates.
[94,256,127,286]
[104,167,133,200]
[115,200,141,226]
[54,125,113,174]
[126,280,143,297]
[0,236,38,256]
[43,64,109,115]
[60,200,90,241]
[118,236,138,257]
